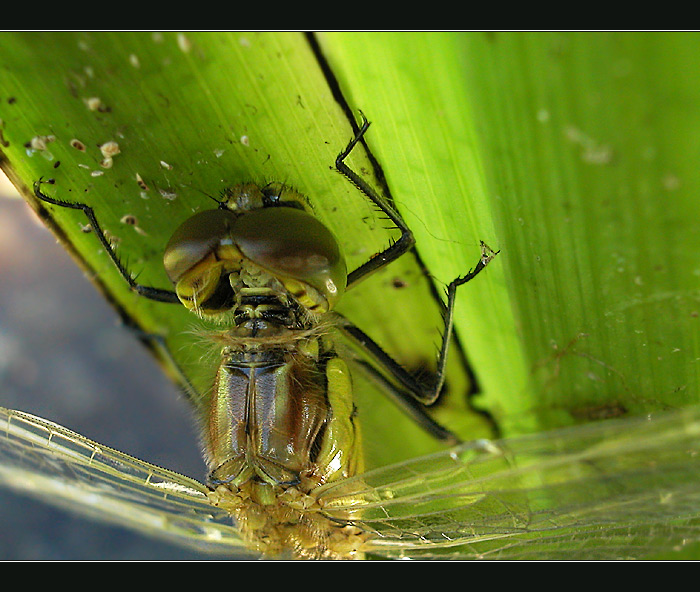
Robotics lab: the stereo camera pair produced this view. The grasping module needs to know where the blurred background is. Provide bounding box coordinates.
[0,171,217,560]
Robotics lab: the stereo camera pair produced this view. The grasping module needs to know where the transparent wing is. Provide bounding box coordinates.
[0,406,251,557]
[318,405,700,559]
[6,403,700,560]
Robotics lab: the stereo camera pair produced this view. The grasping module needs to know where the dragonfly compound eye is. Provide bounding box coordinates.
[163,206,346,317]
[232,206,347,313]
[163,209,243,316]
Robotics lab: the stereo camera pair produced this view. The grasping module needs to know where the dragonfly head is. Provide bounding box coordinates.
[163,183,347,320]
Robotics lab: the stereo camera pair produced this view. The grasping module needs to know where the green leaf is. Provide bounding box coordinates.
[318,32,700,436]
[2,32,700,560]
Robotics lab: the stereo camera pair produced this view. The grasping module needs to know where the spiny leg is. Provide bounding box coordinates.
[351,358,460,445]
[430,241,499,405]
[336,113,415,289]
[33,178,180,304]
[34,179,199,415]
[335,116,499,439]
[337,241,499,409]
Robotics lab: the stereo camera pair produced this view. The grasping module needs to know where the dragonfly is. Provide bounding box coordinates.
[3,118,700,559]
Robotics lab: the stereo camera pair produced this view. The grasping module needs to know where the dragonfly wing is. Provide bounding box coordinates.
[318,405,700,559]
[0,407,250,556]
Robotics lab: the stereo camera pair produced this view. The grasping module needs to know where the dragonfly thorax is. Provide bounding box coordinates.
[229,285,311,338]
[206,339,362,488]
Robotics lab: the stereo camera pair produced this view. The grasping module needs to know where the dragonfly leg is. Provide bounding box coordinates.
[33,178,179,304]
[336,113,416,289]
[337,241,499,408]
[351,357,460,445]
